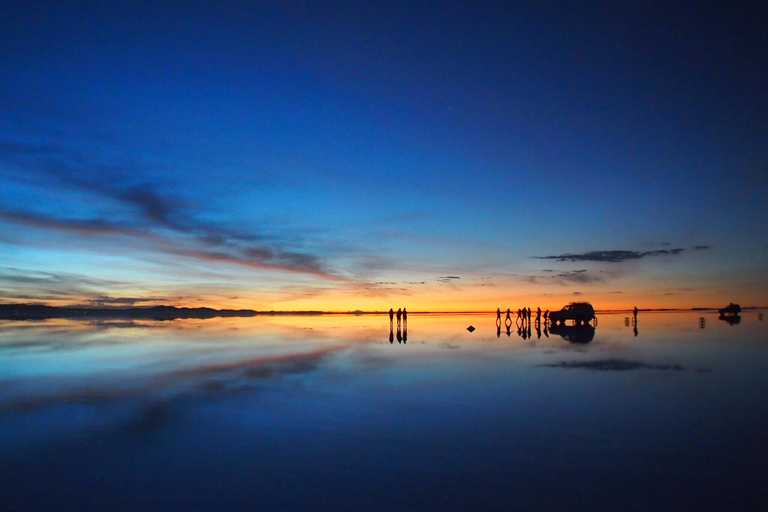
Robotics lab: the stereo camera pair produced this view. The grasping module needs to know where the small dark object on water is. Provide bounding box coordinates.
[467,325,475,332]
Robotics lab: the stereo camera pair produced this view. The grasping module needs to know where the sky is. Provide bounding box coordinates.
[1,0,766,311]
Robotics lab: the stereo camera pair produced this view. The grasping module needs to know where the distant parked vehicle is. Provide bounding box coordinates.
[548,302,595,325]
[718,303,741,315]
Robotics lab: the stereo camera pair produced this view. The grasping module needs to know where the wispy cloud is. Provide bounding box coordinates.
[0,138,350,281]
[536,249,684,263]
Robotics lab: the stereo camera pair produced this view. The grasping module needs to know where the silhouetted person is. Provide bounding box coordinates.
[527,307,531,320]
[544,310,549,320]
[403,308,407,322]
[397,308,402,327]
[497,308,501,323]
[517,308,521,319]
[505,309,512,327]
[389,308,394,324]
[633,307,638,318]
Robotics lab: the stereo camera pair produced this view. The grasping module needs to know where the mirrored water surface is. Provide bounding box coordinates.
[1,312,766,511]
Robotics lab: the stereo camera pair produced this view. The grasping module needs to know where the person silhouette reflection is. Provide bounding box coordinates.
[403,324,407,343]
[497,324,501,337]
[397,325,402,343]
[389,326,394,344]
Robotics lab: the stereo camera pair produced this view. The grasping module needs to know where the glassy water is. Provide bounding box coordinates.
[1,312,766,511]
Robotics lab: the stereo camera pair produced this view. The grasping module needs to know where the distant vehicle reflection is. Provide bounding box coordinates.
[548,323,595,343]
[718,313,741,325]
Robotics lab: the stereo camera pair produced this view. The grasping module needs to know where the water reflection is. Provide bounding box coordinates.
[548,323,595,343]
[1,312,767,511]
[718,313,742,325]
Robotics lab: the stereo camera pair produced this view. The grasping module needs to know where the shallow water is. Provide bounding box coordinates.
[1,311,766,511]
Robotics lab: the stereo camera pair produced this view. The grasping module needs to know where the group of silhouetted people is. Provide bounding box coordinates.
[389,308,408,344]
[496,307,548,326]
[389,308,407,326]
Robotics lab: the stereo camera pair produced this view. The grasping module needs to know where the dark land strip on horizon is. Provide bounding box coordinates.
[0,304,765,321]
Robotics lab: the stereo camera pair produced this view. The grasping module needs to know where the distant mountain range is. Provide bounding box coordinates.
[0,304,327,320]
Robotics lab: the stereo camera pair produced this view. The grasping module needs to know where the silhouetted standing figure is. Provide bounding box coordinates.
[505,308,512,328]
[403,308,407,323]
[497,308,501,323]
[544,310,549,320]
[397,308,402,327]
[389,308,394,325]
[527,307,532,320]
[537,307,541,320]
[633,307,638,318]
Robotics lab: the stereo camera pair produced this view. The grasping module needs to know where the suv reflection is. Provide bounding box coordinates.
[549,323,595,343]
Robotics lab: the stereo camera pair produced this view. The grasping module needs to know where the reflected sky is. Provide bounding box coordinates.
[1,312,767,511]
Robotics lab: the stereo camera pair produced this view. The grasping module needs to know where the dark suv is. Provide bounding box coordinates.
[549,302,595,325]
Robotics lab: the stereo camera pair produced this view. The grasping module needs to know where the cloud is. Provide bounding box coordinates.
[694,245,711,250]
[0,208,143,237]
[85,296,166,307]
[0,138,346,281]
[553,269,601,284]
[437,276,460,283]
[524,269,603,285]
[536,249,684,263]
[537,359,685,372]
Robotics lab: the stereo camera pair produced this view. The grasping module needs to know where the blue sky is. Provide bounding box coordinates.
[1,1,766,310]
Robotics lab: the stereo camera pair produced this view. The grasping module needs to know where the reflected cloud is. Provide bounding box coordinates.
[536,359,685,371]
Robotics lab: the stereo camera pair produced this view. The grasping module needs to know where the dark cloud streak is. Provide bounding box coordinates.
[536,249,684,263]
